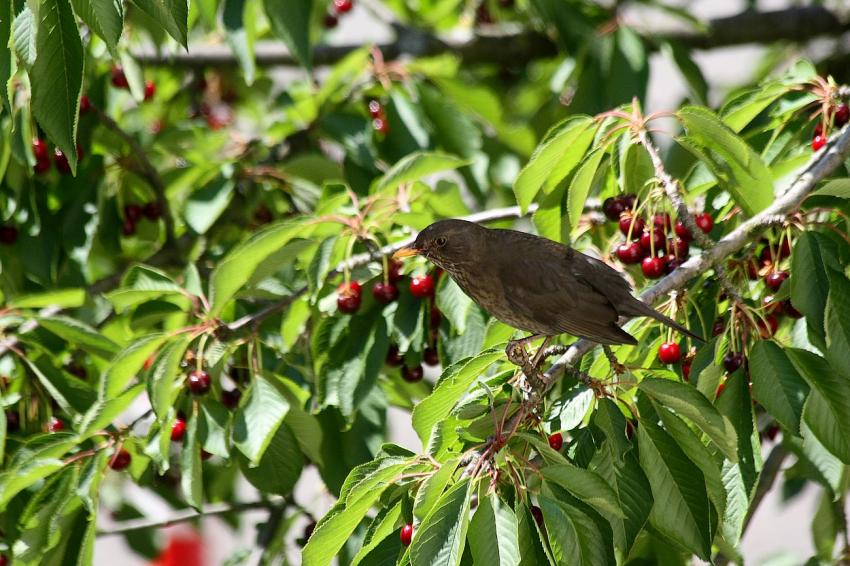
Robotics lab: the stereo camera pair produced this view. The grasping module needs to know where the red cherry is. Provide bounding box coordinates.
[372,117,389,135]
[765,270,788,291]
[625,420,636,440]
[410,275,435,298]
[386,344,404,367]
[46,416,64,432]
[367,100,384,118]
[783,300,803,319]
[143,201,163,220]
[763,296,784,315]
[715,381,726,398]
[723,351,744,373]
[400,523,413,546]
[653,213,672,232]
[618,214,645,237]
[0,225,18,245]
[641,256,666,279]
[124,204,143,222]
[812,134,827,151]
[171,418,187,442]
[712,318,726,336]
[222,388,242,409]
[530,505,544,526]
[547,432,563,451]
[430,306,442,329]
[323,13,338,27]
[765,423,780,441]
[337,281,363,313]
[401,364,423,382]
[669,238,689,259]
[743,258,760,280]
[836,103,850,127]
[757,314,780,339]
[34,157,51,174]
[144,80,156,101]
[814,122,824,137]
[187,370,211,395]
[32,138,49,161]
[67,363,87,379]
[54,147,71,174]
[143,354,156,371]
[423,347,439,366]
[674,221,693,242]
[658,342,682,364]
[602,197,625,221]
[79,95,91,114]
[664,254,683,274]
[372,281,399,304]
[622,194,636,210]
[333,0,353,12]
[387,260,404,283]
[254,205,273,224]
[615,242,644,265]
[694,213,714,234]
[111,65,129,88]
[639,230,666,254]
[121,218,136,236]
[109,449,132,471]
[0,554,7,566]
[682,361,691,381]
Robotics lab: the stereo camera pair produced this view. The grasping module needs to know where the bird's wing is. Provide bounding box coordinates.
[564,249,638,315]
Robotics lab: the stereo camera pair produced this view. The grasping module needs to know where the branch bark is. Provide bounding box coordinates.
[132,7,849,69]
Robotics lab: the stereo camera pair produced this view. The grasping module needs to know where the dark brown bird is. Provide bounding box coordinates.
[393,219,702,346]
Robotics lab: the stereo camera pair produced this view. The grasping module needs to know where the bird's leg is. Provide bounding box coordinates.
[505,334,545,367]
[602,345,627,375]
[530,336,553,368]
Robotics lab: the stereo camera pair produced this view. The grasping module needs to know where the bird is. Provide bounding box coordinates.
[393,219,702,362]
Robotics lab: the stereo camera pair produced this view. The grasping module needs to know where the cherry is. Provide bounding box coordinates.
[143,201,162,220]
[664,255,683,274]
[333,0,353,12]
[111,65,129,88]
[622,194,637,210]
[54,147,72,174]
[143,354,156,370]
[34,158,51,174]
[400,523,414,546]
[6,410,19,432]
[783,299,803,319]
[303,521,317,542]
[143,80,156,101]
[715,381,726,398]
[653,213,672,232]
[32,138,49,161]
[475,3,492,24]
[778,239,792,259]
[171,418,187,442]
[658,342,682,364]
[323,13,338,27]
[401,364,424,382]
[712,318,726,336]
[618,214,645,237]
[674,221,693,242]
[744,258,761,280]
[639,230,666,254]
[836,103,850,127]
[530,505,544,526]
[763,296,784,315]
[723,351,745,373]
[547,432,563,451]
[641,256,666,279]
[201,449,213,461]
[814,122,824,137]
[430,306,442,329]
[423,347,439,366]
[124,204,143,222]
[765,423,781,441]
[757,314,779,339]
[254,204,273,224]
[615,242,644,265]
[337,281,363,314]
[694,213,714,234]
[67,363,87,379]
[372,281,399,304]
[121,218,136,236]
[812,134,826,151]
[682,361,691,381]
[372,117,389,135]
[221,388,242,409]
[109,449,132,471]
[410,275,435,298]
[0,225,18,245]
[625,419,636,440]
[385,344,404,367]
[46,416,65,432]
[765,270,788,291]
[669,238,689,259]
[187,370,211,395]
[387,260,404,283]
[602,197,625,221]
[79,95,91,114]
[367,100,383,118]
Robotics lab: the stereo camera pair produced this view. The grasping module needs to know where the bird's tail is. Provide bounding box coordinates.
[632,302,705,343]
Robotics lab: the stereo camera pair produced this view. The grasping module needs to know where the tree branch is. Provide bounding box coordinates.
[131,7,848,69]
[544,120,850,387]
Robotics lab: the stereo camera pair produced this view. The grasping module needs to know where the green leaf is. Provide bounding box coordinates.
[720,83,789,132]
[538,489,615,566]
[550,385,594,431]
[181,409,203,509]
[637,417,715,559]
[232,373,290,464]
[222,0,255,84]
[106,265,186,313]
[11,6,36,67]
[184,176,235,234]
[70,0,123,51]
[748,340,808,435]
[77,384,144,439]
[23,357,96,415]
[800,420,844,494]
[238,423,303,494]
[198,400,231,457]
[825,270,850,379]
[638,378,738,461]
[31,0,83,175]
[812,178,850,199]
[307,236,339,297]
[263,0,313,71]
[278,376,324,467]
[619,140,654,198]
[435,277,474,335]
[411,349,502,444]
[375,151,469,194]
[39,316,120,359]
[100,333,167,397]
[148,336,191,420]
[790,232,832,350]
[419,82,482,159]
[468,493,520,566]
[413,458,458,521]
[0,2,10,115]
[513,116,594,212]
[677,106,773,215]
[208,219,310,315]
[8,288,85,309]
[661,41,707,104]
[411,477,473,566]
[350,503,404,566]
[129,0,188,47]
[541,463,625,519]
[567,149,605,236]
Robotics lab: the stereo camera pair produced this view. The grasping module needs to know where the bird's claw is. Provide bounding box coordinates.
[506,341,530,367]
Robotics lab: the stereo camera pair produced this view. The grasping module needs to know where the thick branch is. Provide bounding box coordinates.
[544,121,850,386]
[132,7,848,69]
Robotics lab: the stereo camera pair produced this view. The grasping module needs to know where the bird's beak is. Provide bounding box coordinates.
[392,246,420,261]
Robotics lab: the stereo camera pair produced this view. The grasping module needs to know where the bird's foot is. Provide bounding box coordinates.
[602,345,627,375]
[563,365,609,398]
[506,340,531,368]
[506,340,546,392]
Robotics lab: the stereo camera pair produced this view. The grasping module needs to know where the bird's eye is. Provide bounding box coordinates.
[435,236,447,247]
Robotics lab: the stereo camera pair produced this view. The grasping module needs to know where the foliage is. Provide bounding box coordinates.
[1,1,850,565]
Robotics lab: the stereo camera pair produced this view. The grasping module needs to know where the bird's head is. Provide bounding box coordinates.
[392,219,485,271]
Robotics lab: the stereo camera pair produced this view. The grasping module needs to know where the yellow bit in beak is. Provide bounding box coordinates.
[392,247,420,260]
